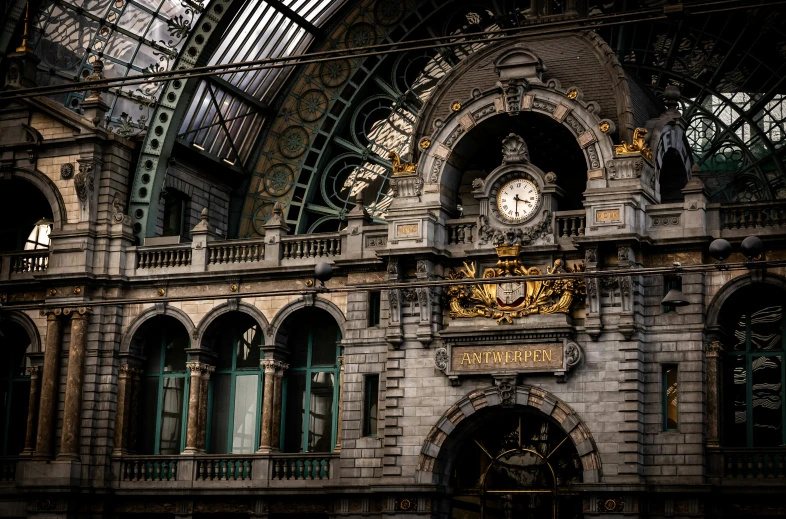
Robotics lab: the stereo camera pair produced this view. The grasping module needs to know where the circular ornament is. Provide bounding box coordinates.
[278,126,309,158]
[567,88,579,99]
[375,0,404,25]
[319,59,351,87]
[451,101,462,111]
[263,164,295,196]
[251,201,276,236]
[399,499,412,511]
[599,121,610,133]
[345,23,375,48]
[61,163,74,180]
[419,137,432,149]
[297,89,329,122]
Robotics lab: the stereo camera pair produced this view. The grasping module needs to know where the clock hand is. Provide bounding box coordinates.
[513,194,521,215]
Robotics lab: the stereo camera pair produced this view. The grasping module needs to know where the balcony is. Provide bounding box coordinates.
[707,447,786,483]
[111,453,338,490]
[0,250,49,281]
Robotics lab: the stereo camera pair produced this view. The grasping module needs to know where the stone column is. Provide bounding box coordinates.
[35,309,63,458]
[335,356,344,452]
[183,361,206,454]
[258,360,277,453]
[196,365,214,453]
[22,366,42,455]
[58,308,90,460]
[706,340,724,448]
[127,367,143,453]
[112,364,134,455]
[270,362,288,452]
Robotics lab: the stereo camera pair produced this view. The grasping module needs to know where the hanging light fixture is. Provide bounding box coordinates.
[661,262,689,308]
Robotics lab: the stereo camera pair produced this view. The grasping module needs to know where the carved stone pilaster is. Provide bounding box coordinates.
[22,366,42,455]
[386,258,403,348]
[113,364,134,455]
[706,340,724,447]
[335,356,345,451]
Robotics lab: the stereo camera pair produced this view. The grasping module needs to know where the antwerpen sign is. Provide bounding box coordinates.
[435,339,582,379]
[452,344,563,373]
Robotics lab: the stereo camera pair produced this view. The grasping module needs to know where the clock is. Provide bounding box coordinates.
[496,178,540,223]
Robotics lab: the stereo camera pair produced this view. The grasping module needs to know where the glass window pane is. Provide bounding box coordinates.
[235,325,262,369]
[752,355,783,446]
[139,376,160,454]
[364,375,379,437]
[310,316,338,366]
[7,380,30,455]
[287,324,309,368]
[164,327,187,373]
[209,374,231,454]
[145,338,162,374]
[158,377,184,454]
[283,372,306,452]
[726,356,748,447]
[751,306,782,351]
[0,385,7,455]
[231,374,259,454]
[664,367,678,431]
[308,372,334,452]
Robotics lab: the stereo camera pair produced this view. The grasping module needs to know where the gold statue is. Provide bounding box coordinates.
[614,128,653,161]
[388,151,418,175]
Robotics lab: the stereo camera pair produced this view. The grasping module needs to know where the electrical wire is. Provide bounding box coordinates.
[0,0,780,101]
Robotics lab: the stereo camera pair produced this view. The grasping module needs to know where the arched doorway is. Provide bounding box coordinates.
[450,407,583,519]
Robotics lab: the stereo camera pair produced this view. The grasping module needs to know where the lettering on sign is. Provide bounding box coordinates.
[451,344,563,373]
[396,223,420,238]
[595,208,621,223]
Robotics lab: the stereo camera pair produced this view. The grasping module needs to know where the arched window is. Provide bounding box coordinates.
[282,308,341,453]
[0,321,33,456]
[206,313,263,454]
[722,284,786,447]
[137,317,189,455]
[0,179,53,252]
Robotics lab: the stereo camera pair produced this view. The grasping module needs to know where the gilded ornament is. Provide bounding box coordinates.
[445,246,586,324]
[567,89,579,99]
[388,151,418,175]
[73,287,82,295]
[599,121,610,133]
[451,101,462,111]
[229,284,238,292]
[419,138,431,150]
[157,288,166,296]
[614,128,653,161]
[47,288,57,296]
[305,279,314,287]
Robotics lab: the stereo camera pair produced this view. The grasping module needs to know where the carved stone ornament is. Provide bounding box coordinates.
[111,192,125,223]
[565,340,582,368]
[500,133,530,165]
[74,162,94,204]
[434,347,449,372]
[478,211,553,247]
[446,246,586,324]
[495,375,516,407]
[60,163,74,180]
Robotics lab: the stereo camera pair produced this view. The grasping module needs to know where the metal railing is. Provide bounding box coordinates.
[120,456,179,481]
[137,246,192,269]
[555,210,586,238]
[195,456,253,480]
[720,201,786,230]
[281,234,342,260]
[271,454,332,480]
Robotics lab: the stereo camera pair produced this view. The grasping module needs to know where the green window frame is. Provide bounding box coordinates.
[726,303,786,448]
[282,322,341,453]
[140,328,189,455]
[662,365,678,432]
[1,334,30,456]
[206,321,263,454]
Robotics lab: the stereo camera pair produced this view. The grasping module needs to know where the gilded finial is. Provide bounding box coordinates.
[15,2,32,54]
[613,128,653,161]
[388,151,417,175]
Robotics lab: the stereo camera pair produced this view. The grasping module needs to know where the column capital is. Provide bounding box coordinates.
[338,355,344,368]
[118,364,134,379]
[186,361,213,374]
[275,362,289,376]
[705,340,724,358]
[26,366,43,377]
[40,308,62,319]
[63,307,91,319]
[262,359,288,373]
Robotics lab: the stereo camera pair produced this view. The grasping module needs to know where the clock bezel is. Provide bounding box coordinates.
[489,171,543,225]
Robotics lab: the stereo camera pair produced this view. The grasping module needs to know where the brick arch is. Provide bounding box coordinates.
[415,384,602,485]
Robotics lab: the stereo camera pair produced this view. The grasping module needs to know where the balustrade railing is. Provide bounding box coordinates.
[208,240,264,265]
[720,201,786,230]
[722,449,786,479]
[281,234,341,260]
[8,250,49,274]
[0,458,17,482]
[137,246,192,269]
[446,219,476,245]
[271,454,332,480]
[120,457,178,481]
[195,457,253,481]
[555,210,586,238]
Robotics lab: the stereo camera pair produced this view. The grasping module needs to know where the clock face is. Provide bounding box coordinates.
[496,178,540,222]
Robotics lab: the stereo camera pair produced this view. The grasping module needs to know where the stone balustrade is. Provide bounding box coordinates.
[707,448,786,480]
[0,458,17,483]
[137,245,192,270]
[0,250,49,280]
[112,453,337,488]
[281,233,342,261]
[207,240,264,265]
[555,210,586,238]
[445,218,476,246]
[720,201,786,231]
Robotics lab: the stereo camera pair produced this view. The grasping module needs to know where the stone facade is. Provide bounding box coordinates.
[1,30,786,519]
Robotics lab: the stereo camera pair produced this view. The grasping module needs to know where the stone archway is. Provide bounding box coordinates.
[1,168,67,231]
[416,384,602,486]
[193,300,270,348]
[268,295,347,347]
[120,304,195,356]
